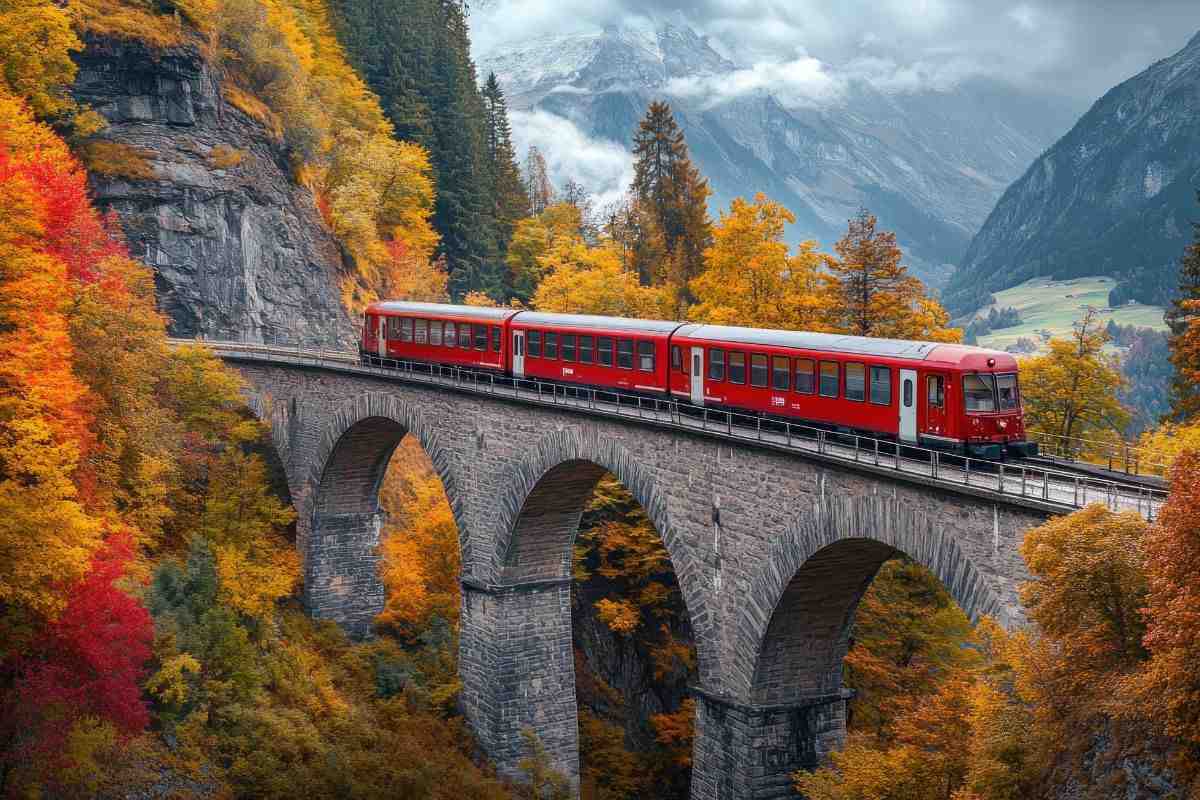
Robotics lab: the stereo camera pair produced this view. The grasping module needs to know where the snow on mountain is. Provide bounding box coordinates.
[475,15,1076,287]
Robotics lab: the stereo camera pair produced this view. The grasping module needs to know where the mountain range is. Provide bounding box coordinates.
[943,30,1200,315]
[474,16,1079,287]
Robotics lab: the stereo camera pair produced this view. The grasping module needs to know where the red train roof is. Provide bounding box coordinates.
[367,301,520,321]
[675,324,1016,369]
[512,311,683,334]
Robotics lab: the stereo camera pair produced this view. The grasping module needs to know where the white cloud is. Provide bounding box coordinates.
[472,0,1200,105]
[666,56,842,107]
[508,109,634,210]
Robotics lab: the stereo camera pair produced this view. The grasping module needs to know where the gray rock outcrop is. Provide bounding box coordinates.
[71,36,356,346]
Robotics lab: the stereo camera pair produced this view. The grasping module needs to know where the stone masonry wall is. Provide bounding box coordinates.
[229,360,1049,799]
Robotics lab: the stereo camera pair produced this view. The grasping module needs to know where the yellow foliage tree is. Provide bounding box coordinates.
[199,449,298,618]
[689,194,834,332]
[1020,307,1130,443]
[376,439,461,635]
[507,202,584,301]
[533,239,670,319]
[0,0,82,120]
[826,209,960,342]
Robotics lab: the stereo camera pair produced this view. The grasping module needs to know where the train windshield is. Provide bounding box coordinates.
[996,373,1020,410]
[964,374,997,412]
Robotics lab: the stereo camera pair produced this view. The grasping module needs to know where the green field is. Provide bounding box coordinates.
[968,276,1166,354]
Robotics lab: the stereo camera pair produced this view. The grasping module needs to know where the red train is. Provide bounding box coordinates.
[361,301,1037,458]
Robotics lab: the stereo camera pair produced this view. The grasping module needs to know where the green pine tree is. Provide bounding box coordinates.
[629,101,712,317]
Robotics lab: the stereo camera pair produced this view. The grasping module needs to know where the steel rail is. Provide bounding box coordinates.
[175,338,1168,521]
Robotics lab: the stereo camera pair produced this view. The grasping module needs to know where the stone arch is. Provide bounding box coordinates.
[303,392,468,634]
[488,426,716,684]
[308,392,468,557]
[734,493,1005,703]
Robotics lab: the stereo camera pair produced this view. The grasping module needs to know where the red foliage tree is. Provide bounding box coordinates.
[2,530,153,770]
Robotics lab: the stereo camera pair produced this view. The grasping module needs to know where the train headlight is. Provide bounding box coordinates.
[997,420,1008,431]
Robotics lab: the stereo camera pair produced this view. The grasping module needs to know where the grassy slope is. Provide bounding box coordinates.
[970,276,1165,353]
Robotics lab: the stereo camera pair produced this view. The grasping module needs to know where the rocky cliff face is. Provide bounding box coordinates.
[72,37,356,346]
[945,30,1200,315]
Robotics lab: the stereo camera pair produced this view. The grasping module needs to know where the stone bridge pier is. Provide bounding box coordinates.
[233,361,1046,800]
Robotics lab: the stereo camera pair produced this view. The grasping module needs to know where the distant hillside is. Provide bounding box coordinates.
[944,30,1200,315]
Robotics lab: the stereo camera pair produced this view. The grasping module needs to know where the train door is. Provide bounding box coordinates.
[924,372,947,438]
[376,315,387,358]
[512,330,526,378]
[690,347,704,405]
[899,369,918,443]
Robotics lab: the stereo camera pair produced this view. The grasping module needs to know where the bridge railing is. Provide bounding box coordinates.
[1029,430,1171,477]
[186,338,1169,520]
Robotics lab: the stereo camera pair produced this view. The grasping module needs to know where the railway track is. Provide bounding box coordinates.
[176,338,1169,520]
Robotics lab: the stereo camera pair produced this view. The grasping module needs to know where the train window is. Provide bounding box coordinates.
[819,361,839,398]
[458,324,471,348]
[544,332,559,359]
[794,359,815,394]
[772,356,789,391]
[617,339,634,369]
[491,327,502,352]
[671,345,683,373]
[751,354,769,388]
[870,367,891,405]
[473,324,487,350]
[580,336,594,364]
[415,319,429,344]
[386,316,399,339]
[638,341,655,372]
[400,318,413,342]
[445,321,456,347]
[598,337,614,367]
[903,379,913,408]
[528,330,542,357]
[728,352,745,384]
[928,375,944,408]
[562,334,577,362]
[708,348,725,381]
[430,321,443,346]
[845,363,865,401]
[964,374,996,412]
[997,374,1019,410]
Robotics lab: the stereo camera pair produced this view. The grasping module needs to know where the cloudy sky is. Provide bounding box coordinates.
[473,0,1200,106]
[473,0,1200,212]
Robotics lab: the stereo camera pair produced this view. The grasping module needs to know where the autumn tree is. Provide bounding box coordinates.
[506,202,586,302]
[1,532,153,793]
[688,193,834,332]
[1020,307,1130,443]
[1018,505,1149,734]
[827,209,959,341]
[0,0,84,122]
[1127,451,1200,747]
[629,101,712,317]
[1166,191,1200,421]
[533,239,669,319]
[524,145,554,215]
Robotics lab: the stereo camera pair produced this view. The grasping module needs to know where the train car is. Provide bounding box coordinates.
[508,312,683,395]
[361,301,520,372]
[667,325,1033,458]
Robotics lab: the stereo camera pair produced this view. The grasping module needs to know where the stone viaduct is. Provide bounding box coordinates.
[223,350,1051,800]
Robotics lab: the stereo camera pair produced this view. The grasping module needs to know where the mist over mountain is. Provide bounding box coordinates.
[944,30,1200,315]
[474,13,1079,286]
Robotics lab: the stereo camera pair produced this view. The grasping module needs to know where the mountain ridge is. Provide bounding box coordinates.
[477,16,1077,287]
[944,28,1200,314]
